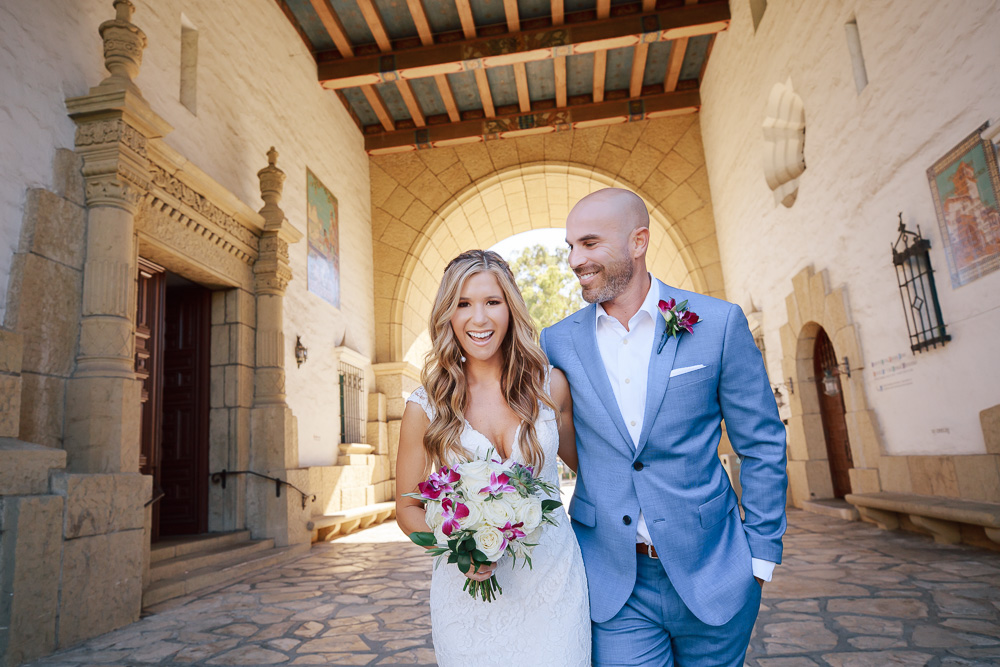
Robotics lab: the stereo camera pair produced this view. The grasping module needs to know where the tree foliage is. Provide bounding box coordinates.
[507,244,586,332]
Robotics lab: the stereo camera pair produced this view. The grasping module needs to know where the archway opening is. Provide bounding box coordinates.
[813,327,854,498]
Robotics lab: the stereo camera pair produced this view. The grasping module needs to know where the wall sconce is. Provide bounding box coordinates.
[294,335,308,367]
[818,357,862,397]
[771,377,794,408]
[892,213,950,353]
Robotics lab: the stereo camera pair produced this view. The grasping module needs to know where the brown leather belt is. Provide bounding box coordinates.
[636,543,659,559]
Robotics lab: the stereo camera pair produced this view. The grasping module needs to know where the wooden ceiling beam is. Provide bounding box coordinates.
[504,0,520,33]
[356,0,392,51]
[642,0,656,10]
[360,84,396,132]
[554,56,567,107]
[406,0,435,46]
[664,36,688,91]
[629,43,649,98]
[473,68,496,117]
[514,62,531,112]
[308,0,354,57]
[551,0,564,26]
[365,89,701,153]
[318,4,730,89]
[455,0,478,39]
[396,79,427,126]
[593,51,607,103]
[434,74,462,122]
[597,0,611,20]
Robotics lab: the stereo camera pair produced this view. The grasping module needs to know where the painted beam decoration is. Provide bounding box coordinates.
[318,4,730,90]
[306,169,341,308]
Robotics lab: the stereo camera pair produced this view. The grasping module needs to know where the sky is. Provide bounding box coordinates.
[489,227,568,261]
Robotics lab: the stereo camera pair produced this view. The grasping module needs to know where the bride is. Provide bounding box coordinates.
[395,249,591,666]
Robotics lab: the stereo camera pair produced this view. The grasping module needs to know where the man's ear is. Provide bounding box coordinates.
[631,226,650,259]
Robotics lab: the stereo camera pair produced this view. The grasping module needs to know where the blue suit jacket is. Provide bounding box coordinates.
[540,279,787,626]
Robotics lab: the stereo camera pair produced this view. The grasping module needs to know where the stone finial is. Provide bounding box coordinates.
[99,0,147,89]
[257,146,287,228]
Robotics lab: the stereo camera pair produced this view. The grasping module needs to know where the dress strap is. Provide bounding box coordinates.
[406,386,436,420]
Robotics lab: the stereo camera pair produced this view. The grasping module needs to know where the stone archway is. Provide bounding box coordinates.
[370,117,726,365]
[779,266,883,507]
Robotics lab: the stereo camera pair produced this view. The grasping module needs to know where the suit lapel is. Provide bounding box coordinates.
[570,305,635,451]
[635,281,679,459]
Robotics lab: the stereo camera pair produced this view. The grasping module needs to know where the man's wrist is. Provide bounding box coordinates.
[751,557,776,582]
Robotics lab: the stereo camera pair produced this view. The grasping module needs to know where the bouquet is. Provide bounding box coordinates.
[404,453,563,601]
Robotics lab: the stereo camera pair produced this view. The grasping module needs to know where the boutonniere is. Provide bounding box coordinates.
[656,298,701,353]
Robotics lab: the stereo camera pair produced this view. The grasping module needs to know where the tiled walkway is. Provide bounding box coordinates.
[26,511,1000,666]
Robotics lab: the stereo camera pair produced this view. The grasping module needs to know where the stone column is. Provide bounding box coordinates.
[372,362,421,488]
[249,148,307,546]
[63,0,172,474]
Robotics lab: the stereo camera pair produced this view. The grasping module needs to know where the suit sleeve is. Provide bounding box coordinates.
[718,303,787,564]
[539,326,550,359]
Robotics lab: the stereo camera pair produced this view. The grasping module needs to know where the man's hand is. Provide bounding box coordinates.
[755,576,764,588]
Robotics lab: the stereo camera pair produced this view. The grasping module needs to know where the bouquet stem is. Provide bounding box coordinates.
[463,575,502,602]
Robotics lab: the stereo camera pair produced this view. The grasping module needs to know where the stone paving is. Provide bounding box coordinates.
[25,510,1000,667]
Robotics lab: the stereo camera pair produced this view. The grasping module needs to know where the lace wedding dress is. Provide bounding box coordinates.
[406,377,592,666]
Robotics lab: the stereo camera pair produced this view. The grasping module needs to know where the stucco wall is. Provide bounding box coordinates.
[0,0,373,467]
[699,0,1000,456]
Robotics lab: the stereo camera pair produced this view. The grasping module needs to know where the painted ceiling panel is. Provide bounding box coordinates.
[423,0,462,33]
[518,0,552,21]
[566,52,594,97]
[411,77,448,116]
[284,0,338,51]
[643,40,670,88]
[342,87,380,126]
[446,71,483,112]
[486,65,519,107]
[376,81,411,121]
[680,34,711,81]
[563,0,592,14]
[604,46,634,92]
[329,0,376,46]
[526,60,555,101]
[374,0,419,40]
[471,0,509,29]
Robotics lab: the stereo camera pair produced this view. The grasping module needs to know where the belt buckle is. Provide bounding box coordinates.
[645,543,658,560]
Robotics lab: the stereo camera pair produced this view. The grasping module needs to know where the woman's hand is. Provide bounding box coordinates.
[464,561,498,582]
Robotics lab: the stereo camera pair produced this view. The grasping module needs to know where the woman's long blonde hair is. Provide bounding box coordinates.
[421,249,558,471]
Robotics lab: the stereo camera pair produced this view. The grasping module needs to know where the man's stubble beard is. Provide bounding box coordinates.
[580,255,635,304]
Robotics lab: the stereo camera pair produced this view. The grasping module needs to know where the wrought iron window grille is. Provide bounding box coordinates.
[339,361,366,445]
[892,213,950,353]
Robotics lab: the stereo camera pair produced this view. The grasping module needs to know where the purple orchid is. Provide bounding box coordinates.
[479,472,516,496]
[440,497,469,536]
[499,521,526,549]
[418,466,461,500]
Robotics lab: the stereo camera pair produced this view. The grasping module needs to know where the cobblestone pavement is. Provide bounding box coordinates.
[26,510,1000,667]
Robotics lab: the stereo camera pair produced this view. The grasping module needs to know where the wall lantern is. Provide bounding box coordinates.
[818,357,862,397]
[771,377,794,408]
[294,335,308,367]
[892,213,950,353]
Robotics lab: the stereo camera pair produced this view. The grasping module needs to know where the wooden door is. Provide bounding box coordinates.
[136,259,166,539]
[813,328,854,498]
[158,283,211,536]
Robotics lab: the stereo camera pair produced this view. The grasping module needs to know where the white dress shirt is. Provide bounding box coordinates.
[594,276,776,582]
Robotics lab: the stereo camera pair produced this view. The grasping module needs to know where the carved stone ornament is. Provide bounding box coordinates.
[99,0,147,88]
[762,77,806,208]
[148,166,258,248]
[257,146,287,230]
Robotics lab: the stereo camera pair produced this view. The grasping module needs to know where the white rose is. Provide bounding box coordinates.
[474,525,506,561]
[513,496,543,533]
[522,525,544,547]
[458,497,484,531]
[480,496,517,528]
[433,522,449,546]
[425,500,444,529]
[457,460,492,499]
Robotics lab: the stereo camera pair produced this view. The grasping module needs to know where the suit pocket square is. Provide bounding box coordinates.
[669,364,706,377]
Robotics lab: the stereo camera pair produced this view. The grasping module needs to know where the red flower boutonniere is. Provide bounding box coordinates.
[656,298,701,353]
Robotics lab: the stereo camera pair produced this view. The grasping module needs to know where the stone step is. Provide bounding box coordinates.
[150,538,275,582]
[150,530,253,563]
[802,498,860,521]
[142,542,311,609]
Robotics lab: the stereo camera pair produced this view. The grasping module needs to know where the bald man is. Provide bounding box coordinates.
[540,188,787,666]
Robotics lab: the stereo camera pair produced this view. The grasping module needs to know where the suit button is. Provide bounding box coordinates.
[633,461,644,471]
[622,515,632,525]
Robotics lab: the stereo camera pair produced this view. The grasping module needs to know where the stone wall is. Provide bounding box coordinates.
[699,0,1000,460]
[370,117,725,364]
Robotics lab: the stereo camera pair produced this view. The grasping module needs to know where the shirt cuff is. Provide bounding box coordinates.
[751,558,776,582]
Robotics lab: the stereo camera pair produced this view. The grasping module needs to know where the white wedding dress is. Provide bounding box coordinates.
[407,376,592,667]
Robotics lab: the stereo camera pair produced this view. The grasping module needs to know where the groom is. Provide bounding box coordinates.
[540,188,787,666]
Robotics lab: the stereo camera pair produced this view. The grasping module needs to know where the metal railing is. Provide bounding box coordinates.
[339,361,366,444]
[209,469,316,509]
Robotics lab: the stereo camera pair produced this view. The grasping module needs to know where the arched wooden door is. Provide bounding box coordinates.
[813,328,853,498]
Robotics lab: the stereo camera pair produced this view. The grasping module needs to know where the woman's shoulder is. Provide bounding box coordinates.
[406,385,435,420]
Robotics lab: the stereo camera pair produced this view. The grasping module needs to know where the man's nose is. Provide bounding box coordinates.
[568,246,584,269]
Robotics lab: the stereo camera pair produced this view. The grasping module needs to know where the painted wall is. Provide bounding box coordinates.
[0,0,374,467]
[699,0,1000,455]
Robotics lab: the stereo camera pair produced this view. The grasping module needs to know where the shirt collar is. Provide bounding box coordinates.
[596,274,659,328]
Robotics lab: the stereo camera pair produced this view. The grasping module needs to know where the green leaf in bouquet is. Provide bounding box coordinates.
[447,553,459,564]
[457,551,471,575]
[471,549,489,564]
[541,499,563,512]
[409,531,438,547]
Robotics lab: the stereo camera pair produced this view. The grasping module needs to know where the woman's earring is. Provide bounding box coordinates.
[460,355,467,363]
